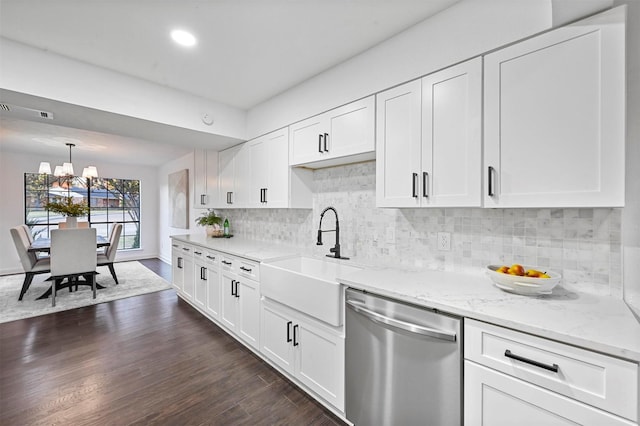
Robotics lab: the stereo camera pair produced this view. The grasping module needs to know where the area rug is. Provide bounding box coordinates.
[0,261,172,324]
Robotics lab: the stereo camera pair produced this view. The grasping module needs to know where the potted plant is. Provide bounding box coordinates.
[195,209,223,237]
[44,196,90,228]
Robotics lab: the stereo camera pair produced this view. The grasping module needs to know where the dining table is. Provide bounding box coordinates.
[28,236,111,299]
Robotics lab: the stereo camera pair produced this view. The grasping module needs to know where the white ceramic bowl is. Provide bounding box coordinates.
[486,265,561,295]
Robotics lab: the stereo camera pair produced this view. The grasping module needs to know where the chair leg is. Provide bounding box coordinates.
[107,263,119,284]
[18,273,35,301]
[91,274,96,299]
[52,278,58,307]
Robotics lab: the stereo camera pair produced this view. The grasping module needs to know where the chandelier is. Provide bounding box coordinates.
[38,143,99,178]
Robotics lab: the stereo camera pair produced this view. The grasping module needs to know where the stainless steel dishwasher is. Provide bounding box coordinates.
[345,288,462,426]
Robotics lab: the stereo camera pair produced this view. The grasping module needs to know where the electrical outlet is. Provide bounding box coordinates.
[437,232,451,251]
[386,227,395,243]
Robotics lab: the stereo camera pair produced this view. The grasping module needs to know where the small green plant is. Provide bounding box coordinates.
[195,209,223,227]
[44,196,90,217]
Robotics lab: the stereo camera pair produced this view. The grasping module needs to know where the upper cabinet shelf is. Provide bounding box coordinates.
[483,6,626,208]
[289,96,375,169]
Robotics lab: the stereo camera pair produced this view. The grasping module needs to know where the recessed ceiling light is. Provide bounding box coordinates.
[171,29,197,47]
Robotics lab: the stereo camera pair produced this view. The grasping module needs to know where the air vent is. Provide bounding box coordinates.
[0,103,54,120]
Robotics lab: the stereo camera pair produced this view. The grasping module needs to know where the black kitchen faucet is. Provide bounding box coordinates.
[316,206,349,260]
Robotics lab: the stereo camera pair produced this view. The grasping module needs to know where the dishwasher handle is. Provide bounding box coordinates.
[346,300,457,342]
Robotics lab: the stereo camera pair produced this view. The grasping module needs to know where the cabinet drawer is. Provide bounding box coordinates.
[172,242,194,258]
[191,246,205,260]
[203,250,219,266]
[465,319,638,421]
[238,259,259,281]
[219,255,236,272]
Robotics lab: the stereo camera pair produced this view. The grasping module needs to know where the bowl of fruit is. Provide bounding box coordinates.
[486,264,561,295]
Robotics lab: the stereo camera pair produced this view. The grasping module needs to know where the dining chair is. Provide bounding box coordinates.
[97,223,122,284]
[50,228,97,307]
[10,226,51,301]
[58,221,90,229]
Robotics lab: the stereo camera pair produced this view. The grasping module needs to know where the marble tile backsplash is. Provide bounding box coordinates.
[223,161,623,298]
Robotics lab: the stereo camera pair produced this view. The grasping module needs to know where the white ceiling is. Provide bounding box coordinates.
[0,0,459,165]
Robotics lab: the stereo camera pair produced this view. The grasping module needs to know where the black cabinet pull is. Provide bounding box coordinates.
[234,281,240,298]
[200,194,206,205]
[240,266,252,273]
[263,188,267,203]
[488,166,495,197]
[423,172,429,198]
[200,267,207,281]
[194,251,202,255]
[231,279,236,296]
[221,260,232,266]
[172,244,178,248]
[293,324,299,346]
[177,257,183,269]
[504,350,559,373]
[182,247,190,252]
[318,134,323,153]
[286,321,293,343]
[412,173,418,198]
[206,255,215,260]
[323,133,329,152]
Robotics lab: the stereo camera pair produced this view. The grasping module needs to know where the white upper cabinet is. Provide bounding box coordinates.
[289,96,375,168]
[193,149,219,209]
[376,58,482,208]
[247,128,312,209]
[217,144,249,208]
[483,6,625,208]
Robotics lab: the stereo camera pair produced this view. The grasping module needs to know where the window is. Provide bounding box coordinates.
[24,173,141,250]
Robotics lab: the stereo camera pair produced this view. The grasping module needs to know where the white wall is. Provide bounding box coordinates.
[0,149,159,275]
[247,0,558,138]
[0,37,247,141]
[157,151,198,263]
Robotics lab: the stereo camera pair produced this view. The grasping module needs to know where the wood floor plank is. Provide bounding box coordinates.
[0,259,346,425]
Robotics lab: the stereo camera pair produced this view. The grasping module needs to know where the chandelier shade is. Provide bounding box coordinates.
[39,143,98,178]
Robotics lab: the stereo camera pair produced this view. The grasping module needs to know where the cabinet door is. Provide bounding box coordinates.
[204,150,219,208]
[193,262,207,310]
[483,7,625,208]
[264,129,290,208]
[289,115,324,166]
[295,320,345,411]
[218,146,237,207]
[181,256,194,301]
[422,57,482,207]
[248,137,268,208]
[464,361,634,426]
[376,80,422,207]
[171,248,183,293]
[232,144,250,208]
[220,271,237,330]
[237,278,260,350]
[260,302,295,375]
[204,265,220,319]
[326,96,374,160]
[193,149,208,209]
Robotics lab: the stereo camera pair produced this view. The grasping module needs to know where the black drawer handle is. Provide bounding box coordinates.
[182,247,190,251]
[488,166,495,197]
[286,321,292,343]
[194,251,202,255]
[221,260,232,266]
[293,324,299,346]
[504,350,559,373]
[172,244,178,248]
[206,255,216,260]
[240,266,252,273]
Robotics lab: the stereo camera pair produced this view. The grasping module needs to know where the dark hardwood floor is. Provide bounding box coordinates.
[0,258,345,426]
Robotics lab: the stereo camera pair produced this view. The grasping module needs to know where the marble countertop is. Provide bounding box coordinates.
[170,234,640,362]
[171,234,301,262]
[338,267,640,363]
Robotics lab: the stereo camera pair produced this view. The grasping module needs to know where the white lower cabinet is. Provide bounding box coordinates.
[464,319,638,425]
[204,252,221,320]
[220,254,260,350]
[261,298,344,411]
[171,242,194,300]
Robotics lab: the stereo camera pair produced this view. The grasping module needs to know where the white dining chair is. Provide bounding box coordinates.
[10,226,51,301]
[97,223,122,284]
[50,228,97,307]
